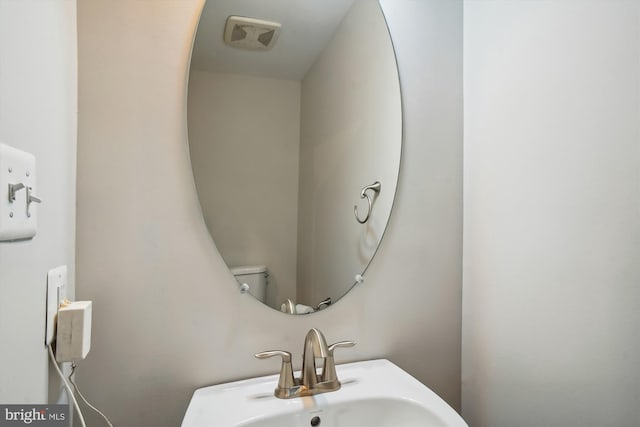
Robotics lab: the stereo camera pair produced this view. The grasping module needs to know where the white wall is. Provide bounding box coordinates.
[76,0,462,425]
[297,0,402,307]
[0,0,77,403]
[462,1,640,426]
[188,71,300,308]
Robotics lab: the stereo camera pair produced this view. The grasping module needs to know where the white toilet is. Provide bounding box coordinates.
[230,265,269,303]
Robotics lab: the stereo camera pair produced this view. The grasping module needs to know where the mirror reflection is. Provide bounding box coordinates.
[188,0,401,314]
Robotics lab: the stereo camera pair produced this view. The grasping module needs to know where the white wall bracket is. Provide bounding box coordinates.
[46,266,67,346]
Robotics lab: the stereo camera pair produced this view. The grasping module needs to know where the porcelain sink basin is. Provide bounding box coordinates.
[182,359,467,427]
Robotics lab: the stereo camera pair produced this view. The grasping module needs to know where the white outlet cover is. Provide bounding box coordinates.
[46,265,67,346]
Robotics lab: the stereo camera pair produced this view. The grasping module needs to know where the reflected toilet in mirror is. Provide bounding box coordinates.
[231,265,269,303]
[188,0,402,314]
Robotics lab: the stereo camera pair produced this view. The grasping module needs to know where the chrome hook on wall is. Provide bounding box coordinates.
[353,181,381,224]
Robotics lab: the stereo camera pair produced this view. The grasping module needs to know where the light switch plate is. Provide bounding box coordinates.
[46,265,67,346]
[0,143,38,241]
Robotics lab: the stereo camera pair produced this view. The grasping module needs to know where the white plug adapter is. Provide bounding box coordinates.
[55,300,92,362]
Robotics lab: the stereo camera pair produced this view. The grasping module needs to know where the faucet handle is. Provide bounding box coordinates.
[255,350,291,362]
[322,340,356,384]
[328,341,356,352]
[255,350,296,391]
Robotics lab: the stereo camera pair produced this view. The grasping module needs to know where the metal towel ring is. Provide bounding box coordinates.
[354,181,381,224]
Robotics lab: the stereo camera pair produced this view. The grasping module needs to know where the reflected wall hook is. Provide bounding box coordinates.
[353,181,381,224]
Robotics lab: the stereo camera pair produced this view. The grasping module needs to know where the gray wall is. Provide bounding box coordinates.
[188,71,301,309]
[462,1,640,426]
[297,0,402,307]
[0,0,77,403]
[76,0,463,426]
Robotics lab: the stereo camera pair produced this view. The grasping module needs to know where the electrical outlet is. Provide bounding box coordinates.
[45,265,67,346]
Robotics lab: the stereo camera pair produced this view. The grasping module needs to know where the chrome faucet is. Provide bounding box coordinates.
[255,328,355,399]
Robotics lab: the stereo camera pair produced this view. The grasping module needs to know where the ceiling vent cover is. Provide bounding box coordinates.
[223,16,282,51]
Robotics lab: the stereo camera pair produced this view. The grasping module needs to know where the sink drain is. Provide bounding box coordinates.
[310,415,321,426]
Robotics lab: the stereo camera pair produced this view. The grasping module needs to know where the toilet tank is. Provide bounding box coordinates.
[230,265,268,303]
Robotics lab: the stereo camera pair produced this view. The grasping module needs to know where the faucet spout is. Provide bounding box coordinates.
[301,328,329,388]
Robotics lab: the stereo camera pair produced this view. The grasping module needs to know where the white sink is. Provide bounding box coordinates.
[182,359,468,427]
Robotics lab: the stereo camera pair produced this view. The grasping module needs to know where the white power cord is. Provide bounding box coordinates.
[69,363,115,427]
[47,345,87,427]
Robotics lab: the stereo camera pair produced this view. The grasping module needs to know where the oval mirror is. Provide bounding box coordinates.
[188,0,402,314]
